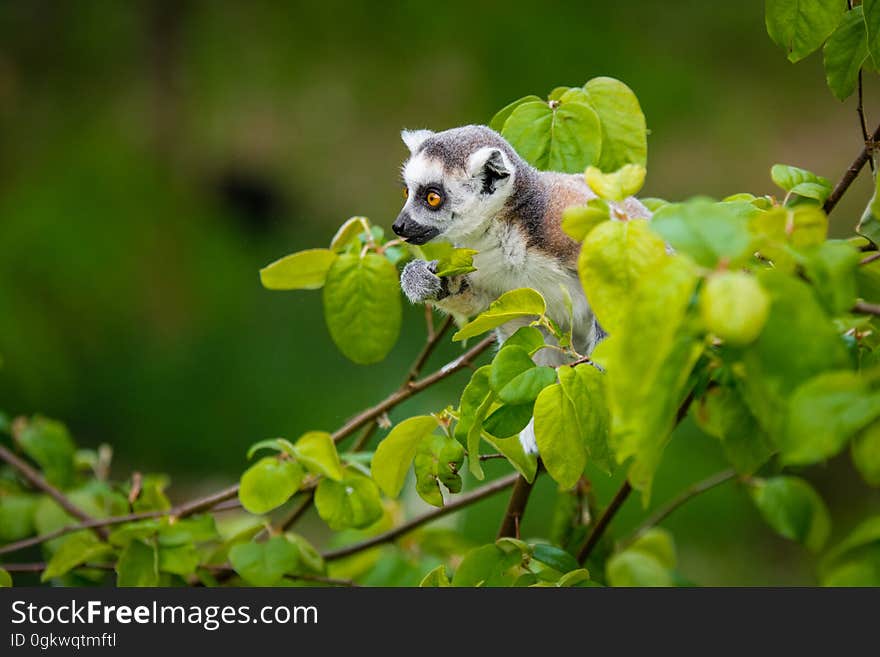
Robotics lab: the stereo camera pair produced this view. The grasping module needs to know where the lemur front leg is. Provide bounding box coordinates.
[400,259,490,317]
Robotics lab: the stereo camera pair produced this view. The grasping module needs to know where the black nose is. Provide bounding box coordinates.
[392,218,407,237]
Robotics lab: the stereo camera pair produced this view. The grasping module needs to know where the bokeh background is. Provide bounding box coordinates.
[2,0,878,585]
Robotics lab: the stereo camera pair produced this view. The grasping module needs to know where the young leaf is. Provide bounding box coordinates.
[0,568,11,588]
[482,432,539,483]
[229,536,300,586]
[500,99,602,173]
[330,216,370,252]
[413,433,465,507]
[42,531,111,581]
[582,77,648,171]
[314,471,383,530]
[852,421,880,487]
[534,384,587,489]
[748,476,831,552]
[864,0,880,69]
[561,200,610,241]
[116,539,160,587]
[323,253,402,364]
[15,416,76,489]
[454,366,492,444]
[238,457,305,515]
[260,249,338,290]
[694,386,774,475]
[293,431,344,481]
[606,529,676,587]
[483,403,534,438]
[489,95,543,133]
[765,0,846,63]
[858,169,880,247]
[371,415,438,498]
[799,240,862,315]
[781,370,880,465]
[558,364,613,474]
[158,544,200,576]
[490,345,556,404]
[700,272,771,346]
[501,326,546,353]
[651,199,753,268]
[419,564,452,587]
[453,288,546,341]
[451,543,525,587]
[532,543,579,574]
[416,241,478,277]
[820,516,880,585]
[578,219,668,336]
[770,164,832,203]
[823,6,869,101]
[0,494,38,542]
[584,164,646,201]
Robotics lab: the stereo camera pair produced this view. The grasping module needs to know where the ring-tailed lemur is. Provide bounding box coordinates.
[393,125,650,452]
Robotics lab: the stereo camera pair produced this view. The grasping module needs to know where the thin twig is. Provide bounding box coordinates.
[824,121,880,215]
[496,475,535,539]
[854,300,880,316]
[861,252,880,266]
[331,335,495,444]
[858,70,873,172]
[618,468,738,550]
[323,472,519,561]
[0,444,108,540]
[407,314,454,383]
[280,490,315,532]
[349,422,379,453]
[576,480,632,564]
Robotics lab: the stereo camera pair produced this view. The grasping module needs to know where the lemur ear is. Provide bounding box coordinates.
[467,147,512,194]
[401,129,434,154]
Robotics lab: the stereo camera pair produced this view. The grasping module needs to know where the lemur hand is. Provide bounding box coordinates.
[401,259,443,304]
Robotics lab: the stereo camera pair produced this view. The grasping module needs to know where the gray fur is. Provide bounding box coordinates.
[400,259,442,304]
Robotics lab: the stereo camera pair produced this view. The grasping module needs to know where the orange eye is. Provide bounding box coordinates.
[403,187,409,198]
[426,191,442,208]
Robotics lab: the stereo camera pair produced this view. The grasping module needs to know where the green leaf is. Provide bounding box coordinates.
[293,431,344,481]
[416,241,479,277]
[582,76,648,171]
[820,516,880,585]
[454,366,491,444]
[238,457,305,515]
[781,370,880,465]
[864,0,880,68]
[606,529,676,587]
[694,386,774,475]
[800,240,862,315]
[314,471,383,530]
[413,433,465,507]
[483,403,534,438]
[0,568,11,587]
[852,420,880,486]
[482,433,539,483]
[116,539,159,587]
[246,437,296,460]
[651,199,754,268]
[503,326,547,353]
[285,532,325,574]
[490,345,556,404]
[158,544,200,576]
[823,6,869,100]
[0,493,38,542]
[595,256,702,500]
[260,249,338,290]
[858,168,880,247]
[748,476,831,551]
[534,384,587,489]
[500,99,602,173]
[419,565,451,587]
[157,515,218,547]
[578,219,668,336]
[229,536,300,586]
[584,164,646,201]
[558,364,613,474]
[323,253,402,364]
[15,416,76,488]
[453,288,546,341]
[42,531,112,581]
[451,544,525,587]
[766,0,846,62]
[330,216,370,253]
[466,394,495,479]
[736,270,850,440]
[771,164,833,203]
[561,200,611,241]
[371,415,438,498]
[701,272,771,346]
[750,205,829,269]
[532,543,579,573]
[489,95,543,133]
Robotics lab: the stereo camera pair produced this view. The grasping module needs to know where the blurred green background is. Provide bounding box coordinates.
[1,0,878,585]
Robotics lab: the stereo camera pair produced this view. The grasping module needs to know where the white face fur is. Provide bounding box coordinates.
[394,130,516,245]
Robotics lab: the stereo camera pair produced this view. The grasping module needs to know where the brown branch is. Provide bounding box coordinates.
[408,314,454,383]
[861,252,880,266]
[618,468,738,551]
[0,483,240,556]
[331,334,495,444]
[0,444,107,540]
[323,472,519,561]
[279,490,315,532]
[496,475,535,539]
[823,121,880,215]
[854,300,880,316]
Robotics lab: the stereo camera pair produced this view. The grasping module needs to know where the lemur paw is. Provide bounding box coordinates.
[401,259,443,304]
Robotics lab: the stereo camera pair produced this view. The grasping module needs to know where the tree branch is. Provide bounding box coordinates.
[854,300,880,316]
[618,468,738,550]
[0,444,108,540]
[496,475,535,539]
[323,472,519,561]
[861,252,880,266]
[823,121,880,215]
[858,69,873,172]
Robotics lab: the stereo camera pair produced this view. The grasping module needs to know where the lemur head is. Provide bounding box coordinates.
[393,125,524,244]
